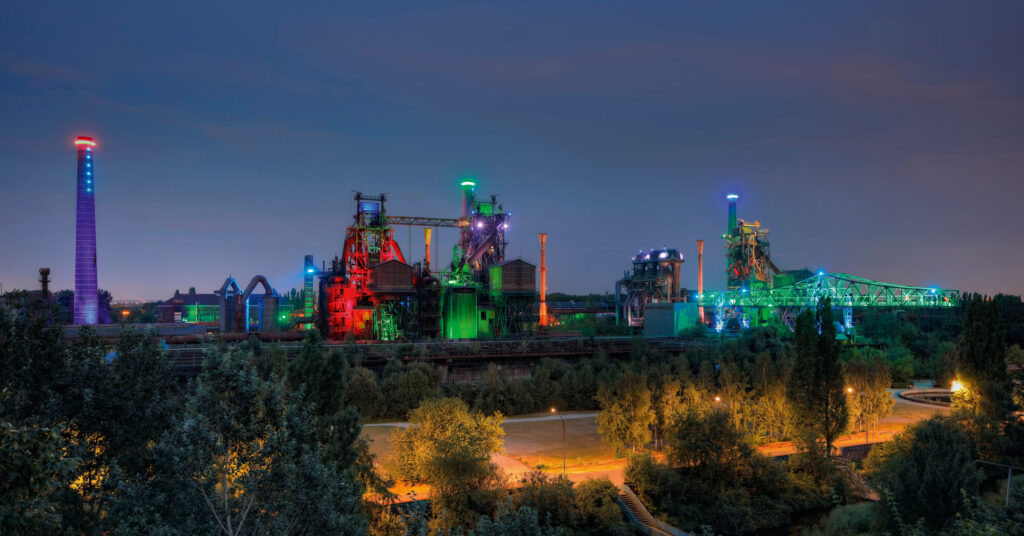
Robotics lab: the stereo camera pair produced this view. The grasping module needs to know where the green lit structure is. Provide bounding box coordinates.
[626,193,961,336]
[697,271,959,332]
[317,180,536,341]
[702,194,961,333]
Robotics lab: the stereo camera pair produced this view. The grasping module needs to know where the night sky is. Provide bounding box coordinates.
[2,1,1022,300]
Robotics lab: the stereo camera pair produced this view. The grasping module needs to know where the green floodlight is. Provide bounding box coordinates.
[460,179,476,188]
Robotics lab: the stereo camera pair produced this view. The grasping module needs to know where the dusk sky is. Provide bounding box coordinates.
[2,1,1022,300]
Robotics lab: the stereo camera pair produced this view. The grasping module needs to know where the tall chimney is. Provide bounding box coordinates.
[539,233,548,328]
[74,136,99,325]
[696,240,705,322]
[424,228,432,270]
[727,193,738,234]
[39,268,51,300]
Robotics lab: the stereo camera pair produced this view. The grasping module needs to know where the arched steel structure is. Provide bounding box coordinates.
[217,275,280,333]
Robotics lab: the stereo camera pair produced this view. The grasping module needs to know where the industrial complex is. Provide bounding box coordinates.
[46,137,960,342]
[616,194,961,337]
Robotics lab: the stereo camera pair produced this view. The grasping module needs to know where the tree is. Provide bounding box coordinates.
[573,478,626,535]
[846,351,894,439]
[347,366,384,419]
[716,362,747,430]
[475,364,509,415]
[665,409,753,487]
[176,346,365,535]
[0,422,76,535]
[955,297,1013,421]
[509,471,577,529]
[866,417,980,533]
[595,370,655,455]
[629,408,804,534]
[391,397,506,531]
[652,378,685,451]
[473,503,565,536]
[787,299,848,457]
[747,352,788,442]
[381,361,440,417]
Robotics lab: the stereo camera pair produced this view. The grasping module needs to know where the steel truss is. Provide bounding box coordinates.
[386,216,467,228]
[699,271,959,309]
[699,272,960,332]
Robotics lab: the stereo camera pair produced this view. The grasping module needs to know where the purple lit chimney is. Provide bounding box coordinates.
[73,136,99,325]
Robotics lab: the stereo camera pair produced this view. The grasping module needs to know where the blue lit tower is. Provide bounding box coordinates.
[73,136,99,325]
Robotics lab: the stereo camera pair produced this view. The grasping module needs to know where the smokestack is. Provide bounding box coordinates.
[39,268,51,300]
[672,261,681,301]
[303,255,315,325]
[74,136,99,324]
[697,240,704,322]
[424,228,432,270]
[727,194,738,234]
[539,233,548,328]
[460,179,476,219]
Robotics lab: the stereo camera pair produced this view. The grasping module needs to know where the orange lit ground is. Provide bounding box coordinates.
[361,397,948,502]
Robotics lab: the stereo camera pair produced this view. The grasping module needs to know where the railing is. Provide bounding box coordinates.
[897,388,952,406]
[617,483,690,536]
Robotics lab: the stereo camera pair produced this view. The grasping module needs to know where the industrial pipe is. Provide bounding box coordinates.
[727,194,738,234]
[697,240,705,322]
[539,233,548,328]
[424,228,432,270]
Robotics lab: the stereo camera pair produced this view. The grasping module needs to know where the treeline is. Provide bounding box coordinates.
[0,295,628,536]
[1,297,366,535]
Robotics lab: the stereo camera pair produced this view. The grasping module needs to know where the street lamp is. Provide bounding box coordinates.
[551,407,566,478]
[846,387,869,445]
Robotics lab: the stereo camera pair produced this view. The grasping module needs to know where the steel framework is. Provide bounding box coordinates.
[697,271,960,331]
[386,215,467,228]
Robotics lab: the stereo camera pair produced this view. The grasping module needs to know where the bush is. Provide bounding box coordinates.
[866,417,979,533]
[573,478,627,535]
[809,502,875,536]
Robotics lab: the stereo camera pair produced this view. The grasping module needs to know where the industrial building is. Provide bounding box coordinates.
[618,194,961,336]
[313,181,537,341]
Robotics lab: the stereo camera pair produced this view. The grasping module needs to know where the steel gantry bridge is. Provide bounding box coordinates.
[696,271,961,332]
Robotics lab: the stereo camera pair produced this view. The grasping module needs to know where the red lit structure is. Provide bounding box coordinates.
[316,181,534,341]
[322,193,410,339]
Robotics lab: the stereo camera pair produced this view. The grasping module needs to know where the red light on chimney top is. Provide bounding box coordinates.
[74,137,96,147]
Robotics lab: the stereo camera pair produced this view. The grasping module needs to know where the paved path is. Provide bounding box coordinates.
[364,412,600,429]
[378,395,945,503]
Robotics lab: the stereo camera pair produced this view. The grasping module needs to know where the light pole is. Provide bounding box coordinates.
[551,407,566,478]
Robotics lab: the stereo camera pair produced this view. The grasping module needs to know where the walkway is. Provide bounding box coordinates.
[368,393,945,504]
[363,411,599,429]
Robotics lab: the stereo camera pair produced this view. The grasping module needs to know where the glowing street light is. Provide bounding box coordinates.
[845,387,870,444]
[550,408,566,477]
[714,396,722,403]
[952,380,965,393]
